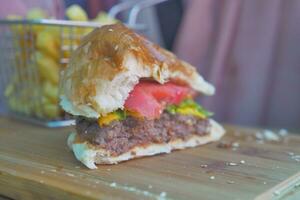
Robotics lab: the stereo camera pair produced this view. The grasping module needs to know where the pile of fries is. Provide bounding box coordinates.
[4,5,117,120]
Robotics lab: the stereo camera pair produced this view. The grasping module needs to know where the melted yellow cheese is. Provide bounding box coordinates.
[176,107,206,119]
[98,112,120,126]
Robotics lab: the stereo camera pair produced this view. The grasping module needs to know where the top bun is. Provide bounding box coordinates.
[60,23,215,118]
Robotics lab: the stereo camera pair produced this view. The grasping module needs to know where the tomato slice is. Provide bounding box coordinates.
[124,81,194,119]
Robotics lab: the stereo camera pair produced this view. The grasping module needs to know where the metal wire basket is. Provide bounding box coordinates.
[0,0,167,127]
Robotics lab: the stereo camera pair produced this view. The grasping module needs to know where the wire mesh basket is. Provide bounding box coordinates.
[0,0,167,127]
[0,20,102,127]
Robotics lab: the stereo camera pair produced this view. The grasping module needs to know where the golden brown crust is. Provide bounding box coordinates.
[80,23,195,76]
[67,24,196,97]
[60,23,214,118]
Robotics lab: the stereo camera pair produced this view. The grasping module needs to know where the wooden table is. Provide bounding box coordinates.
[0,117,299,200]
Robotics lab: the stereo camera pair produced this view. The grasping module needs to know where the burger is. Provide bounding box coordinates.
[60,24,225,169]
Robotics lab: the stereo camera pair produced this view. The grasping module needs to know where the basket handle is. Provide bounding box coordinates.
[108,0,141,19]
[109,0,169,28]
[128,0,168,27]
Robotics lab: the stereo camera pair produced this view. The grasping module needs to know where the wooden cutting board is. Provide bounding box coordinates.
[0,117,299,200]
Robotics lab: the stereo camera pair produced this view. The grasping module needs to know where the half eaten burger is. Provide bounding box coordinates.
[60,24,225,169]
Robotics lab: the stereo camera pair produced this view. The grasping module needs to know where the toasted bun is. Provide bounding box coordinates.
[60,23,215,118]
[67,119,225,169]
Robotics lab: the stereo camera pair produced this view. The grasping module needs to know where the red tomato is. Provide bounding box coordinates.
[124,81,194,119]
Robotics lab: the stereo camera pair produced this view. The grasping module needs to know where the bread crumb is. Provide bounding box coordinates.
[240,160,245,164]
[217,141,240,150]
[291,155,300,162]
[278,129,288,137]
[160,192,167,197]
[104,182,165,199]
[110,182,117,187]
[66,172,75,177]
[256,129,287,143]
[210,176,215,180]
[226,162,238,166]
[232,142,239,148]
[263,130,280,141]
[255,132,264,140]
[273,190,280,196]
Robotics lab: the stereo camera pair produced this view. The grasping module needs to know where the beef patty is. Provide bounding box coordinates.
[76,112,210,156]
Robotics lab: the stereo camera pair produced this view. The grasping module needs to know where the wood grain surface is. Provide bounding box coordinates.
[0,117,299,200]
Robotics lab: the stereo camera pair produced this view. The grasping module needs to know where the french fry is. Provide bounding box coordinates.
[26,8,48,20]
[36,30,60,60]
[76,27,94,40]
[4,83,14,97]
[43,101,61,119]
[5,6,119,121]
[6,15,24,34]
[7,97,18,112]
[93,12,118,25]
[34,51,59,84]
[26,8,48,33]
[42,81,58,104]
[45,26,60,38]
[66,5,88,21]
[65,4,90,40]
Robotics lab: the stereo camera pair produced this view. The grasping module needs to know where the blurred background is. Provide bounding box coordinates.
[0,0,299,130]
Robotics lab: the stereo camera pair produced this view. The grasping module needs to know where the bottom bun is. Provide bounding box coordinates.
[67,119,225,169]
